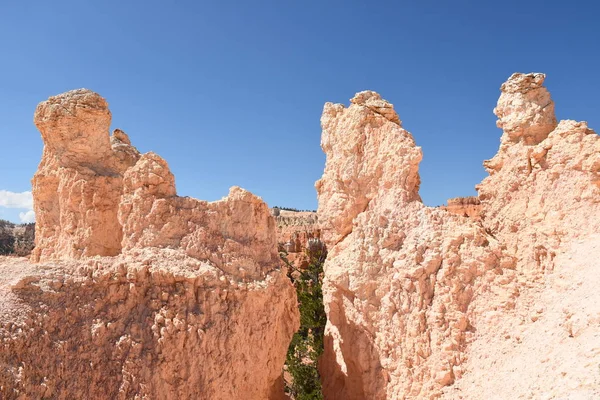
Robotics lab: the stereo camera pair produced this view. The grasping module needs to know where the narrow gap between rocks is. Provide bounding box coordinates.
[280,238,327,400]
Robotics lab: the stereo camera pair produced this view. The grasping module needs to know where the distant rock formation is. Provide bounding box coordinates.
[0,89,299,400]
[440,196,481,220]
[274,209,320,269]
[0,221,35,257]
[11,223,35,256]
[0,220,16,254]
[316,75,600,399]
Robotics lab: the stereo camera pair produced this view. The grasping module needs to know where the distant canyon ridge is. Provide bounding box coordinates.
[0,203,475,261]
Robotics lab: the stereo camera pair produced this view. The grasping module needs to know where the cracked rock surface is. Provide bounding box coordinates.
[316,90,512,399]
[0,89,299,400]
[316,74,600,399]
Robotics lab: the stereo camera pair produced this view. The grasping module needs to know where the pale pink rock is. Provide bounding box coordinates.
[478,73,600,276]
[316,91,421,246]
[443,235,600,400]
[316,91,512,399]
[317,76,600,400]
[447,73,600,399]
[1,89,299,399]
[31,89,141,261]
[493,72,557,145]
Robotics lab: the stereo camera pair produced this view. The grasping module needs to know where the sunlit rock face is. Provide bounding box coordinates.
[0,89,299,400]
[316,74,600,399]
[316,91,510,399]
[450,75,600,399]
[31,89,140,261]
[478,73,600,277]
[440,196,481,220]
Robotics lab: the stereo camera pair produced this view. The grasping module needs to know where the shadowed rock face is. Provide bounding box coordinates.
[316,75,600,399]
[1,89,299,400]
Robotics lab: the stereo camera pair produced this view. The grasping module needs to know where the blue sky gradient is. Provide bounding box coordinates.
[1,0,599,222]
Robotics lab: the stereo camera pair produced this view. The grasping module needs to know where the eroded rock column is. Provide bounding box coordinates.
[31,89,140,261]
[316,74,600,399]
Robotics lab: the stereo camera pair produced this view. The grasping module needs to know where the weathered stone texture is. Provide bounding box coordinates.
[31,89,141,261]
[317,76,600,399]
[0,89,299,400]
[478,73,600,276]
[316,91,512,399]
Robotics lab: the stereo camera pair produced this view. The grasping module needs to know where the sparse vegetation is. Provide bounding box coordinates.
[282,241,327,400]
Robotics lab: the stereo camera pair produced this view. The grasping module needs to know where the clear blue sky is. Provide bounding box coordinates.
[1,0,599,222]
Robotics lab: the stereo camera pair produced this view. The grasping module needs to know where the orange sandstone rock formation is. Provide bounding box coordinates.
[440,196,481,220]
[32,90,141,261]
[0,89,299,400]
[316,75,600,399]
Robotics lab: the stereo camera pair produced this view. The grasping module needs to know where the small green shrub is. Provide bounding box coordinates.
[282,243,327,400]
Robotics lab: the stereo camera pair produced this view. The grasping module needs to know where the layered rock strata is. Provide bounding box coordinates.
[0,89,299,400]
[316,76,600,399]
[440,197,481,220]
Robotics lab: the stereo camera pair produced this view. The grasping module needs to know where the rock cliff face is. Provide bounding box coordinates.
[316,76,600,399]
[0,89,299,400]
